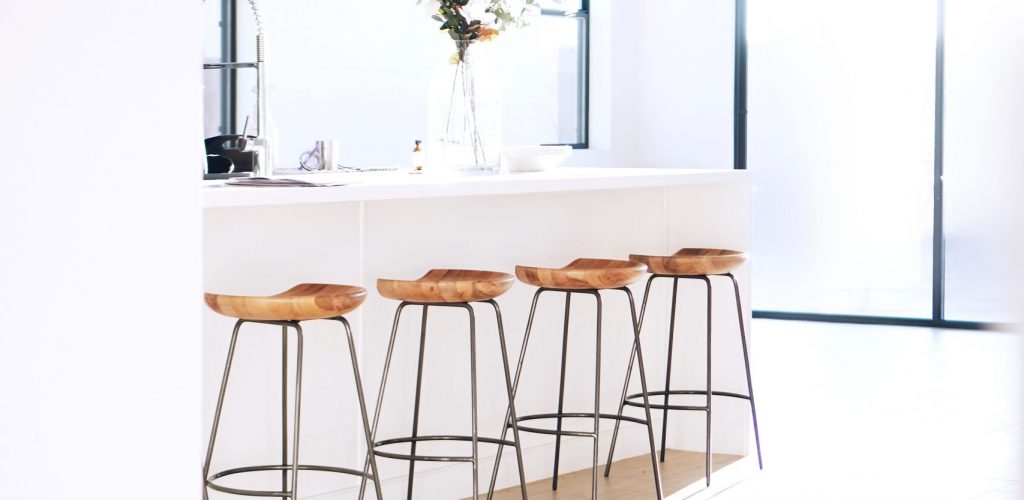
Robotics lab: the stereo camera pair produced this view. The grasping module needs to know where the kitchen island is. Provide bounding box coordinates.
[203,167,754,499]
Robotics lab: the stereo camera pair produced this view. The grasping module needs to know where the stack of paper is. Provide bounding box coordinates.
[225,177,349,188]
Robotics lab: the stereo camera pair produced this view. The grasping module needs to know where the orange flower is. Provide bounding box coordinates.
[478,26,500,42]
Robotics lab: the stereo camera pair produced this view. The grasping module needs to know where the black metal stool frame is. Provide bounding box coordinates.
[203,316,384,500]
[357,299,528,500]
[486,286,665,500]
[604,272,763,488]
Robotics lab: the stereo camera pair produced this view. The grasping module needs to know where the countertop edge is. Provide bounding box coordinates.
[203,167,749,209]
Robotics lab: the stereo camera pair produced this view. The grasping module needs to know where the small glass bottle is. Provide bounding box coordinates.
[411,140,425,173]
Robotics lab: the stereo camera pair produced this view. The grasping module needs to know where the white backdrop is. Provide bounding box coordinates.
[0,1,203,499]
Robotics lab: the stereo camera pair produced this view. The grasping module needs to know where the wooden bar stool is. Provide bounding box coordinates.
[488,259,665,500]
[605,248,763,487]
[361,270,528,500]
[202,284,384,500]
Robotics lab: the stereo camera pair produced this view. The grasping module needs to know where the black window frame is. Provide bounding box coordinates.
[538,0,590,149]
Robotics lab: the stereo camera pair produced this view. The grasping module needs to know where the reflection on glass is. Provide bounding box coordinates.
[749,0,936,317]
[217,1,584,167]
[202,0,225,137]
[491,15,585,145]
[943,0,1024,323]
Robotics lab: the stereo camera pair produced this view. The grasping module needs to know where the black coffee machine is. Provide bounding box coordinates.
[204,134,257,180]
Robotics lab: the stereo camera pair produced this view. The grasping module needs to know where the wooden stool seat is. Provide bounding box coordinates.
[607,248,762,488]
[629,248,748,276]
[377,269,514,303]
[204,283,367,321]
[515,258,648,290]
[203,283,384,498]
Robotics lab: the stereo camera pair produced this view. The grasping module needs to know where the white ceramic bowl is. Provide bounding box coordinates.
[501,145,572,172]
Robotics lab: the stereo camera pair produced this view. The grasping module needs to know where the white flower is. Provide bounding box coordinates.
[465,0,498,25]
[486,0,540,30]
[418,0,539,35]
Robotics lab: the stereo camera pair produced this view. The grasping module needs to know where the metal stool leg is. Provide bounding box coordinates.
[487,289,543,500]
[281,326,289,495]
[551,292,572,491]
[359,303,410,500]
[203,319,244,500]
[407,306,430,500]
[590,291,603,500]
[660,278,680,462]
[204,317,380,499]
[338,317,385,500]
[605,275,656,476]
[701,277,712,487]
[485,299,529,499]
[288,323,305,499]
[620,287,665,499]
[463,304,481,500]
[728,273,763,470]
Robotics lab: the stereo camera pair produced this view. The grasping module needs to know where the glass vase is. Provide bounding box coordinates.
[427,39,502,174]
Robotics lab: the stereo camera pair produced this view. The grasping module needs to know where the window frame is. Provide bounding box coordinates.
[735,0,1004,330]
[538,0,590,149]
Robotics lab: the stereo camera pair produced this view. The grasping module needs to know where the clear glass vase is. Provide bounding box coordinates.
[427,39,502,174]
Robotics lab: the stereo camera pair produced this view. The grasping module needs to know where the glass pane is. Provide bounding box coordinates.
[491,15,585,145]
[202,0,224,137]
[226,2,584,167]
[748,0,936,317]
[943,0,1024,323]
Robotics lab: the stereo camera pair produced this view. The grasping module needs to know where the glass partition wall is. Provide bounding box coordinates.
[747,0,937,320]
[741,0,1021,328]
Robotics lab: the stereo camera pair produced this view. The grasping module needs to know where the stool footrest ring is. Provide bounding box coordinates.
[512,412,650,437]
[622,389,750,411]
[373,434,517,463]
[206,464,375,497]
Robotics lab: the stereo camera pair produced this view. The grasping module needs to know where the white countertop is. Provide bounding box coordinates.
[203,167,748,208]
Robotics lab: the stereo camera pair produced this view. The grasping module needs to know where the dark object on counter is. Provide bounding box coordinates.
[204,135,257,180]
[205,155,234,174]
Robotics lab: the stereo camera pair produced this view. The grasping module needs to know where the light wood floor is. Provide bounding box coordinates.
[484,449,741,500]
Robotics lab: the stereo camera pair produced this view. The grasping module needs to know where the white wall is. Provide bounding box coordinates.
[0,2,203,499]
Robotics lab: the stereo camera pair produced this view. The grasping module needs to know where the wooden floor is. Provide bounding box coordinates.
[484,449,742,500]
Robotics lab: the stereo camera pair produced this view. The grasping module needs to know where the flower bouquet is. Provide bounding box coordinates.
[419,0,540,172]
